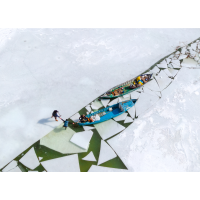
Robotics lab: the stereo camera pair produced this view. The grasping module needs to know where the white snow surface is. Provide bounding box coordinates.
[98,140,117,165]
[127,106,136,118]
[70,113,80,122]
[70,130,93,150]
[135,92,159,117]
[82,151,96,162]
[144,79,160,91]
[113,112,128,121]
[2,160,17,172]
[19,147,40,170]
[94,119,125,140]
[124,116,134,123]
[83,126,95,131]
[8,166,22,172]
[41,154,80,172]
[88,165,127,172]
[107,67,200,171]
[101,99,110,107]
[0,28,200,169]
[40,126,88,154]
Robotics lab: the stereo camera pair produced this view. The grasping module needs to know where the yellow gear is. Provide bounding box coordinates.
[136,76,141,82]
[137,80,144,85]
[133,81,136,85]
[133,76,144,85]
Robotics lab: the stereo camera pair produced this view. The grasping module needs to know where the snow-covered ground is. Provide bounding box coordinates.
[0,29,200,170]
[108,66,200,171]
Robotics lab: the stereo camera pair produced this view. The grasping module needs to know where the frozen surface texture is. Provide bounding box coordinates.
[181,58,199,68]
[2,160,17,172]
[98,140,117,165]
[127,106,136,118]
[94,119,125,140]
[8,166,22,172]
[70,130,93,149]
[70,113,80,122]
[124,116,134,123]
[107,67,200,171]
[1,29,200,171]
[108,98,119,106]
[83,126,95,131]
[85,105,91,112]
[167,68,179,77]
[135,92,159,117]
[82,151,96,162]
[130,91,141,99]
[113,113,128,121]
[19,147,40,170]
[101,99,110,107]
[88,165,127,172]
[155,73,172,91]
[145,79,160,91]
[41,154,80,172]
[40,126,88,154]
[157,60,168,69]
[91,100,103,110]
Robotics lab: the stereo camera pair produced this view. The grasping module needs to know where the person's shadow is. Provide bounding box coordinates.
[37,117,57,128]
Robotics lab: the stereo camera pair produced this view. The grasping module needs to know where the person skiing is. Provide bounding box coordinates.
[61,118,69,130]
[51,110,61,121]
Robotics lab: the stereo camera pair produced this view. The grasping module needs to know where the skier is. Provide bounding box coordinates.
[51,110,61,121]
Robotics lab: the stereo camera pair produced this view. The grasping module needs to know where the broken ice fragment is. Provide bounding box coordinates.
[124,116,134,123]
[155,76,172,91]
[149,66,160,74]
[39,157,43,161]
[157,60,168,69]
[70,130,93,150]
[91,100,103,110]
[41,154,80,172]
[130,91,141,99]
[94,119,125,140]
[2,161,18,172]
[166,58,172,64]
[108,98,119,106]
[19,147,40,170]
[88,165,127,172]
[82,151,96,162]
[113,112,128,121]
[98,140,117,165]
[135,92,159,117]
[181,47,186,54]
[101,99,110,107]
[127,105,136,118]
[83,126,95,131]
[178,54,187,60]
[168,68,179,77]
[85,105,92,112]
[191,43,197,50]
[181,58,199,68]
[40,126,88,154]
[143,87,159,96]
[70,113,80,122]
[163,69,173,77]
[8,166,22,172]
